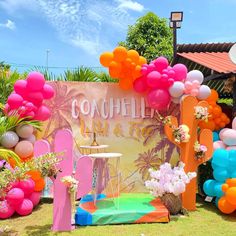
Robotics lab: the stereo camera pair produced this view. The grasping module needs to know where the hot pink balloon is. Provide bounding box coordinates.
[6,188,24,207]
[34,105,51,121]
[42,84,55,99]
[133,76,148,93]
[154,57,169,72]
[16,199,33,216]
[147,64,156,73]
[146,71,161,88]
[147,89,171,111]
[141,66,148,76]
[19,179,35,196]
[167,69,176,78]
[173,64,188,81]
[26,72,45,91]
[14,80,28,97]
[0,200,15,219]
[25,111,35,118]
[25,102,35,112]
[27,92,44,107]
[28,192,41,207]
[7,94,23,109]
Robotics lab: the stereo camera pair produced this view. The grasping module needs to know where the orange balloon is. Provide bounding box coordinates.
[212,106,222,118]
[8,158,17,168]
[214,125,220,131]
[206,89,219,102]
[100,52,114,67]
[218,196,235,214]
[226,179,236,187]
[34,178,45,192]
[208,105,213,114]
[220,113,228,122]
[138,56,147,66]
[119,78,133,90]
[123,58,132,67]
[208,101,217,106]
[226,187,236,205]
[133,65,142,79]
[226,118,231,124]
[214,117,221,125]
[219,122,226,128]
[127,50,139,64]
[113,46,127,62]
[222,184,229,192]
[27,170,42,181]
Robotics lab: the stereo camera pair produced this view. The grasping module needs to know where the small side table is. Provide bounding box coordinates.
[79,145,109,155]
[88,152,122,208]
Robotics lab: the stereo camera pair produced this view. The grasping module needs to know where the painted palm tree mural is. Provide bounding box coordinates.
[135,103,180,181]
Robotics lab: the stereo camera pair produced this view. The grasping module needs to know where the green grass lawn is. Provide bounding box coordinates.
[1,196,236,236]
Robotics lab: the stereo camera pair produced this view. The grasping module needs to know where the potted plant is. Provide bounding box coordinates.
[145,162,196,214]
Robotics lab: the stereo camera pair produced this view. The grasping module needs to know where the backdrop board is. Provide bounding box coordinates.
[38,82,180,197]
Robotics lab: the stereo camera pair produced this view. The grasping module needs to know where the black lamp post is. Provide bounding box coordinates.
[169,12,183,59]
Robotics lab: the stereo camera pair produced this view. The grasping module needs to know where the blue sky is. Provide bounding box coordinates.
[0,0,236,73]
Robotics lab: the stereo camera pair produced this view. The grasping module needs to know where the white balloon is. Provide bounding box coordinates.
[169,81,185,98]
[186,70,204,84]
[197,85,211,100]
[232,117,236,130]
[171,95,182,104]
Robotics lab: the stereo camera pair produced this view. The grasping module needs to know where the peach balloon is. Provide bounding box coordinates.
[213,141,226,150]
[14,140,33,159]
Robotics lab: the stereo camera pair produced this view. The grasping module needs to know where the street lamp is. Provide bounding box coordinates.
[46,49,50,71]
[169,11,183,59]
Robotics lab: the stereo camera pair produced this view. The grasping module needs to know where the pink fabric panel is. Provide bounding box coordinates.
[34,140,51,157]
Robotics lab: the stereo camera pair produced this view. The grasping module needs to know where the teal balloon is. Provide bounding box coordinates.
[213,132,220,142]
[212,149,229,168]
[214,182,224,198]
[215,197,220,207]
[213,168,229,182]
[203,179,216,197]
[230,171,236,178]
[229,150,236,167]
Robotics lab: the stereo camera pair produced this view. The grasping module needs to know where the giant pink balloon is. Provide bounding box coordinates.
[26,72,45,91]
[34,105,51,121]
[14,80,28,96]
[147,89,171,111]
[16,199,33,216]
[154,57,169,72]
[232,117,236,130]
[0,200,15,219]
[7,94,23,109]
[42,84,55,99]
[133,76,148,93]
[19,179,35,196]
[27,92,44,107]
[6,188,24,207]
[146,71,161,88]
[28,192,41,207]
[173,64,188,81]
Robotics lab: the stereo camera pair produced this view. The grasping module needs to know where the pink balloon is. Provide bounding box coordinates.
[185,81,193,90]
[14,80,27,96]
[147,64,156,73]
[0,200,15,219]
[42,84,55,99]
[141,66,148,76]
[7,94,24,109]
[34,105,51,121]
[192,80,200,89]
[168,78,175,86]
[173,64,188,81]
[25,102,35,112]
[27,92,44,107]
[167,69,176,78]
[19,179,35,196]
[232,117,236,130]
[26,72,45,91]
[25,111,35,118]
[219,129,236,146]
[16,199,33,216]
[28,192,41,207]
[147,89,171,111]
[154,57,169,72]
[226,146,236,150]
[133,76,148,93]
[146,71,161,88]
[213,141,226,150]
[162,69,168,74]
[190,89,199,96]
[6,188,24,207]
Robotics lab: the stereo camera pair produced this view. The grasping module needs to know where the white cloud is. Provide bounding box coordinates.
[0,19,16,30]
[117,0,144,12]
[0,0,142,54]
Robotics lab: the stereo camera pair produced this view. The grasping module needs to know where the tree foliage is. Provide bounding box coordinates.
[119,12,173,62]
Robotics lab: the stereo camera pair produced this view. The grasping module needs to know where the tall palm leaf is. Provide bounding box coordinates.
[65,67,99,82]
